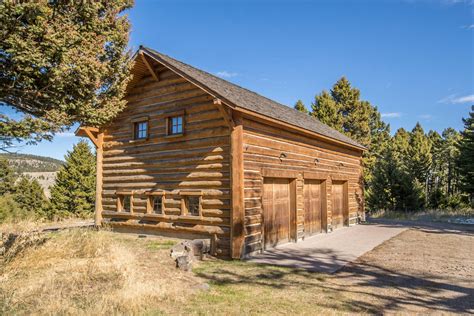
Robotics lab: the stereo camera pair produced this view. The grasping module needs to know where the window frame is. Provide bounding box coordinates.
[179,190,202,217]
[145,190,165,215]
[165,110,185,137]
[131,117,150,141]
[117,190,133,213]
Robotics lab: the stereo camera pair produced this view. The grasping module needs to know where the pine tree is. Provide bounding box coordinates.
[0,158,16,195]
[311,90,343,132]
[294,100,309,114]
[0,1,133,149]
[13,176,48,215]
[408,123,432,185]
[50,141,96,217]
[441,128,461,196]
[457,106,474,202]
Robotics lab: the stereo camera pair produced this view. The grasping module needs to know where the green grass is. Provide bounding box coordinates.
[146,240,177,250]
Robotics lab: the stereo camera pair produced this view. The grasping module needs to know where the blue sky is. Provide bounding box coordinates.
[6,0,474,160]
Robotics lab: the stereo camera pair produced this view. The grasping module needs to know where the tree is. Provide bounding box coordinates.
[294,100,309,114]
[13,176,48,215]
[0,1,134,149]
[457,106,474,202]
[0,158,16,195]
[407,123,432,185]
[50,141,96,217]
[311,90,343,132]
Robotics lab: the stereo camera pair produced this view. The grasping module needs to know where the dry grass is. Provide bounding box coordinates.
[0,229,202,315]
[1,224,472,315]
[371,208,474,222]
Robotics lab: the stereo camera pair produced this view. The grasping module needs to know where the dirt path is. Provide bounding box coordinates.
[334,227,474,313]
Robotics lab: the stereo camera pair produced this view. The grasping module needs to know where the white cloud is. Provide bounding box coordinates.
[381,112,402,118]
[464,24,474,29]
[439,94,474,104]
[216,71,238,78]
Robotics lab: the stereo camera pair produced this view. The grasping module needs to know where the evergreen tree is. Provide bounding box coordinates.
[294,100,309,114]
[441,128,461,196]
[311,90,343,132]
[50,141,96,217]
[407,123,432,185]
[0,1,133,149]
[457,106,474,202]
[0,158,16,195]
[13,176,48,215]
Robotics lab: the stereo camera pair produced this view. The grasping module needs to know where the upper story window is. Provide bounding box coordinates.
[167,115,183,135]
[134,120,148,140]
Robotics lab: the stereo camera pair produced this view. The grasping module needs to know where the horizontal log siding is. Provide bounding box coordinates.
[101,69,231,257]
[242,116,364,255]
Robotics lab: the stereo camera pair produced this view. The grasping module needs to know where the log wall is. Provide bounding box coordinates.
[241,115,364,255]
[100,67,232,257]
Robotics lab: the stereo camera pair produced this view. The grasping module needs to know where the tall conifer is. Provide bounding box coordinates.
[50,141,96,217]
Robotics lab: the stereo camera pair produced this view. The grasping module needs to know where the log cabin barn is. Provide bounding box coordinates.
[76,46,366,259]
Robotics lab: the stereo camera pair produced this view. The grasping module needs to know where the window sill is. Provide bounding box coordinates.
[129,138,149,144]
[164,133,184,139]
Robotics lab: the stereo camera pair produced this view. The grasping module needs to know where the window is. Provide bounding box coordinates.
[186,196,200,216]
[117,192,133,212]
[145,191,165,214]
[167,115,183,135]
[134,121,148,140]
[123,196,131,211]
[153,196,163,214]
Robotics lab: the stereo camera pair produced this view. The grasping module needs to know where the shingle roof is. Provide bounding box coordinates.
[141,46,365,150]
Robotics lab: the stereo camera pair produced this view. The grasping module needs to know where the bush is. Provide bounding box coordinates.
[0,194,31,223]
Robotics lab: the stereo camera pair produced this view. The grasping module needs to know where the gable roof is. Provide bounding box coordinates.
[140,46,365,150]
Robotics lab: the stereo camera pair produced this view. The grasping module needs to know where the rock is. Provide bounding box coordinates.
[171,241,194,271]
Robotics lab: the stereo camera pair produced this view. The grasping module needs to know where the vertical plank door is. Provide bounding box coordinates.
[263,178,290,248]
[332,182,344,228]
[304,180,322,236]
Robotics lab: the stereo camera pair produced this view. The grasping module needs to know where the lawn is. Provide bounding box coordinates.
[1,222,473,315]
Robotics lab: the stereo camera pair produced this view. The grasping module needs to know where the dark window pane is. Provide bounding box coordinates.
[153,196,162,214]
[123,196,131,212]
[187,196,200,216]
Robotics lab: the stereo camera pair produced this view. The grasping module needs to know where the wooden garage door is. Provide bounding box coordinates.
[304,180,323,236]
[332,182,345,228]
[263,178,290,248]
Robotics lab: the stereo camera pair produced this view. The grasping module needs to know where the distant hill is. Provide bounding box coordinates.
[0,153,64,173]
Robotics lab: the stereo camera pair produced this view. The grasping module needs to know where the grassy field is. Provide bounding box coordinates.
[1,222,473,315]
[370,208,473,223]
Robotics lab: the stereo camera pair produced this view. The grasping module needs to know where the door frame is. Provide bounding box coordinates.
[303,172,329,233]
[261,169,298,248]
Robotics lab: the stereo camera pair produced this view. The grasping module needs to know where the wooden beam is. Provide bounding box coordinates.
[83,128,99,148]
[95,132,104,226]
[139,52,159,81]
[214,98,234,129]
[230,112,245,259]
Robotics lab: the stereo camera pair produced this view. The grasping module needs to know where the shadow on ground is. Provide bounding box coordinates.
[194,222,474,314]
